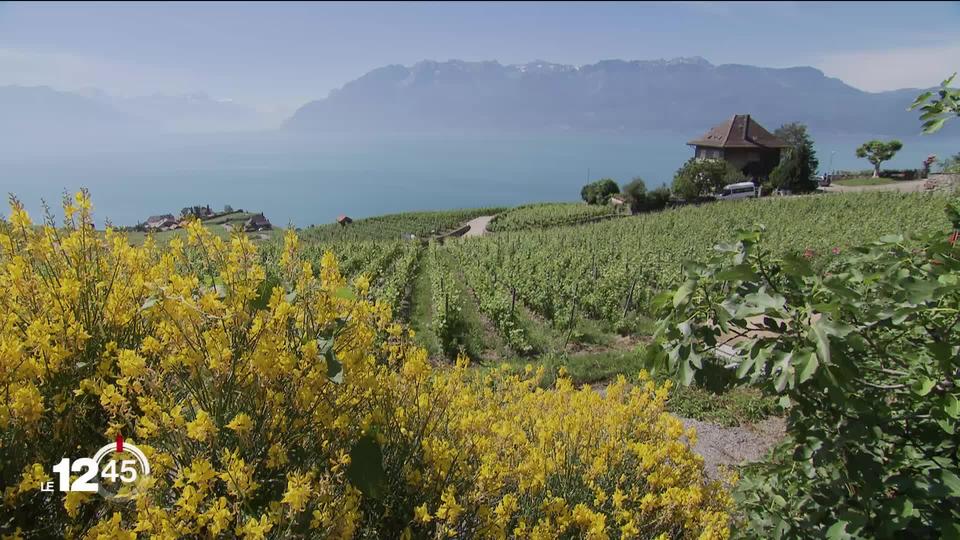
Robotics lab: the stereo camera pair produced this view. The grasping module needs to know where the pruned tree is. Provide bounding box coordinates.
[856,140,903,178]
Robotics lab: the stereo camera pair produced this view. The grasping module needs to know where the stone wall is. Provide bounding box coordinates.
[925,173,960,192]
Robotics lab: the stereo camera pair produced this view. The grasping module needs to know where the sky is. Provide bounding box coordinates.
[1,1,958,112]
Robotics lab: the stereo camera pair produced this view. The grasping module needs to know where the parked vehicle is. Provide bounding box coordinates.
[715,181,758,200]
[817,174,831,187]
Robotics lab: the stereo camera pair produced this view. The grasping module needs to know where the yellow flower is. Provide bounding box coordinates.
[414,503,432,523]
[186,409,216,442]
[117,349,147,378]
[282,472,313,513]
[226,413,253,437]
[237,514,273,540]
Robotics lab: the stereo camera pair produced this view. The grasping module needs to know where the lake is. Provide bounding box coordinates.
[2,130,957,227]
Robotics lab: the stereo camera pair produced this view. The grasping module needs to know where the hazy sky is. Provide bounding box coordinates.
[1,1,958,111]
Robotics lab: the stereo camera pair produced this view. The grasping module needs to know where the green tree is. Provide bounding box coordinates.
[775,123,819,175]
[622,177,647,211]
[856,140,903,178]
[909,73,959,133]
[623,177,670,213]
[580,178,620,205]
[671,158,742,199]
[770,145,817,192]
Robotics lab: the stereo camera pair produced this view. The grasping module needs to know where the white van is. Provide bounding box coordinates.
[716,181,758,200]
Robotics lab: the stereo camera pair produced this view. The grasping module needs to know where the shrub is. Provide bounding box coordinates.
[623,178,670,214]
[672,158,742,200]
[1,192,732,539]
[647,199,960,538]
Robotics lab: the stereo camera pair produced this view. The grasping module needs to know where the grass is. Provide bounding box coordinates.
[667,384,779,427]
[408,252,443,357]
[833,176,896,187]
[122,224,281,246]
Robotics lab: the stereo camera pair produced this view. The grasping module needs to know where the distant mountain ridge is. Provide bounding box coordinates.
[285,57,939,136]
[0,85,282,144]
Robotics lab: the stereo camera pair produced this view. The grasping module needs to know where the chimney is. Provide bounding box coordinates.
[742,114,750,141]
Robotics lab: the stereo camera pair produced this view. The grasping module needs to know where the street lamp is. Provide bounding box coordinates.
[829,151,835,175]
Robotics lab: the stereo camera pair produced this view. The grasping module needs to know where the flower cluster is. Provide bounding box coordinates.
[1,193,730,539]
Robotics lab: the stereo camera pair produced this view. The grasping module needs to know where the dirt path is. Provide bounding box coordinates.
[462,215,494,237]
[822,179,928,193]
[681,416,785,478]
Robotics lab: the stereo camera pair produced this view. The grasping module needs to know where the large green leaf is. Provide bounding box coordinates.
[910,377,934,396]
[796,350,819,384]
[673,280,695,308]
[347,434,386,500]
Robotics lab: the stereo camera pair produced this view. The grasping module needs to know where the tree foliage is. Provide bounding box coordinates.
[672,158,743,199]
[856,140,904,178]
[622,177,670,214]
[773,123,820,191]
[580,178,620,205]
[770,145,817,193]
[909,73,960,134]
[646,198,960,538]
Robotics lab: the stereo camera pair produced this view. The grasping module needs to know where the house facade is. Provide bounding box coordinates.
[687,114,788,181]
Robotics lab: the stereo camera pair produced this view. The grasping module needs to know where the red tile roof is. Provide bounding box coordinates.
[687,114,788,149]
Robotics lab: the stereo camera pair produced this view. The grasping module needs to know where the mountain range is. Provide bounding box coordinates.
[0,85,284,143]
[286,57,939,137]
[0,57,950,143]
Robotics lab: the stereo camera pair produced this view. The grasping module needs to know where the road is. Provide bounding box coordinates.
[462,215,494,237]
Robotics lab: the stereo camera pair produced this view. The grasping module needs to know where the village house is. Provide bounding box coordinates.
[687,114,788,181]
[244,213,272,232]
[337,215,353,226]
[145,214,177,231]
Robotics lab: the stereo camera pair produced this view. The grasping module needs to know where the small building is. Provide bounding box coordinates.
[337,215,353,227]
[244,213,272,232]
[687,114,788,181]
[145,214,177,231]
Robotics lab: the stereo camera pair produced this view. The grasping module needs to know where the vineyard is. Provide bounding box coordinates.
[487,201,621,231]
[300,207,506,242]
[286,191,951,360]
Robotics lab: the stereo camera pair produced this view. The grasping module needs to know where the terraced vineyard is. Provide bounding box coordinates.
[286,191,951,360]
[450,192,950,338]
[487,201,621,231]
[301,207,506,242]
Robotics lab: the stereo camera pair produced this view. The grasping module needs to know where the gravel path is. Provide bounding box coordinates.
[681,416,786,478]
[462,215,494,237]
[821,179,928,193]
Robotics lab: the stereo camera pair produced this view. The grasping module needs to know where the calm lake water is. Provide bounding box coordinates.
[3,130,958,227]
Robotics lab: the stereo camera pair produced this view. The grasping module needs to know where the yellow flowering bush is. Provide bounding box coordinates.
[1,193,731,539]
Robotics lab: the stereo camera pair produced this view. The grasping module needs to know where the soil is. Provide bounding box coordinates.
[680,416,787,479]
